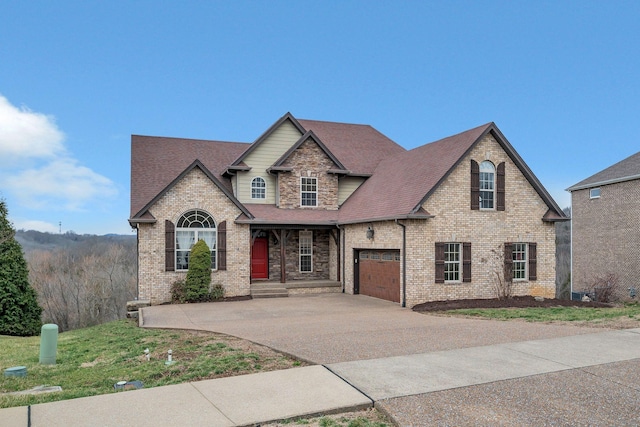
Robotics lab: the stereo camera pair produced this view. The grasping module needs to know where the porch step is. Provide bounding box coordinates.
[251,285,289,299]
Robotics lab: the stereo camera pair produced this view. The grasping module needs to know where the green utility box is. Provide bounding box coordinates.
[39,324,59,365]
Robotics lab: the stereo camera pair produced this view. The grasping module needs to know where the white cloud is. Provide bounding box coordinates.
[0,95,65,160]
[12,219,59,233]
[5,158,117,211]
[0,94,118,213]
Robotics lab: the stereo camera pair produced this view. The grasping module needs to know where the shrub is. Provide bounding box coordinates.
[210,283,224,301]
[0,199,42,336]
[170,279,187,304]
[184,240,212,302]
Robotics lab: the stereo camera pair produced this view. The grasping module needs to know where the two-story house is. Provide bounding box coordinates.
[129,113,567,307]
[567,151,640,299]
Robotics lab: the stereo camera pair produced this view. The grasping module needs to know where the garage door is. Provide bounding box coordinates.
[357,250,400,303]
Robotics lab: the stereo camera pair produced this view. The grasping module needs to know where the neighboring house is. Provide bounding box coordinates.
[567,151,640,298]
[129,113,567,307]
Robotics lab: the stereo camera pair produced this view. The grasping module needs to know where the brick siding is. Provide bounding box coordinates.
[342,134,557,306]
[572,179,640,294]
[137,167,250,304]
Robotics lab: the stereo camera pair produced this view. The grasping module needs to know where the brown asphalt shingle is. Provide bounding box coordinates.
[338,123,492,223]
[130,135,247,218]
[567,150,640,190]
[297,119,406,175]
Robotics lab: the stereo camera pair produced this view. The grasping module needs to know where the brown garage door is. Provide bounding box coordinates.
[358,250,400,303]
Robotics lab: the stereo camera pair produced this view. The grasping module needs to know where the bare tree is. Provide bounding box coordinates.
[489,244,513,300]
[28,239,136,331]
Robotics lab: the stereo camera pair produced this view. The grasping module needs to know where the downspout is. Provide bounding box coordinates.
[337,224,345,293]
[135,224,140,300]
[396,219,407,307]
[569,203,573,298]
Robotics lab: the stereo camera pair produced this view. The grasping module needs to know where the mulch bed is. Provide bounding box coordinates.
[412,296,612,312]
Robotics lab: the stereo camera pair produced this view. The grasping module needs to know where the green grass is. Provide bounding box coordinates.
[0,319,299,408]
[445,303,640,323]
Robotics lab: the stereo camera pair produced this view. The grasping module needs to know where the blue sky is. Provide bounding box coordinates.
[1,1,639,235]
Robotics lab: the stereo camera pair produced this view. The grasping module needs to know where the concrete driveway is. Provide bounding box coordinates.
[141,293,607,364]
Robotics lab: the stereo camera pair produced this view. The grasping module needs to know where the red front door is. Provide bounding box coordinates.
[251,237,269,279]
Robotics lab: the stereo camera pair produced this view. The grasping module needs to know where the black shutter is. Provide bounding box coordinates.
[435,243,445,283]
[463,242,471,282]
[165,220,175,271]
[504,242,513,281]
[528,242,537,281]
[471,160,480,210]
[217,221,227,271]
[497,162,505,211]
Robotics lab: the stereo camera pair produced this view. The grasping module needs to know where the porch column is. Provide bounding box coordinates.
[280,229,286,283]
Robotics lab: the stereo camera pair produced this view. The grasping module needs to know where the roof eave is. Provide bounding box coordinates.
[338,213,434,225]
[566,174,640,192]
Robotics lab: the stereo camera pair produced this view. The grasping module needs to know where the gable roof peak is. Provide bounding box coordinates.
[230,112,306,166]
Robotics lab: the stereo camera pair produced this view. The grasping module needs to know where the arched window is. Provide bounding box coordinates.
[175,209,216,270]
[479,161,495,209]
[251,177,266,199]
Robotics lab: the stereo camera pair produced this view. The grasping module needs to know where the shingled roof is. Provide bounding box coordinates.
[339,122,567,223]
[567,150,640,191]
[338,123,491,223]
[297,118,405,175]
[130,135,248,220]
[130,115,567,227]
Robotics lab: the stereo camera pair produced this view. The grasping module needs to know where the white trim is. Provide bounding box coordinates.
[589,187,601,199]
[479,160,495,210]
[512,242,528,281]
[299,230,313,272]
[300,176,318,207]
[251,176,267,200]
[175,209,217,271]
[444,242,461,283]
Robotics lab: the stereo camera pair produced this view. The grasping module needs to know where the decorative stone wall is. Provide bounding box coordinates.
[342,134,557,306]
[278,138,339,209]
[137,167,250,304]
[571,180,640,293]
[268,229,332,281]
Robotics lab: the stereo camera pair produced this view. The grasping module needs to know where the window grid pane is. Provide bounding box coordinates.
[512,243,527,280]
[251,177,266,199]
[444,243,461,282]
[299,231,313,272]
[479,161,495,209]
[176,210,217,271]
[301,177,317,206]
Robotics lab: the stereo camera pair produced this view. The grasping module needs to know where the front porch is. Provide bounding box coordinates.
[250,279,342,298]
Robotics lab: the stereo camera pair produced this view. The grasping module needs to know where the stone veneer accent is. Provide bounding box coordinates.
[571,179,640,292]
[136,167,250,304]
[267,229,332,281]
[278,138,339,209]
[342,134,556,307]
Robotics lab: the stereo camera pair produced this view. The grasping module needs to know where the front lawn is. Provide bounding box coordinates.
[0,319,302,408]
[443,304,640,323]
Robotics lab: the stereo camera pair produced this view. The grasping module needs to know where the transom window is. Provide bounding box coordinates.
[299,231,313,272]
[251,177,266,199]
[479,161,495,209]
[301,177,317,207]
[512,243,527,280]
[444,243,461,282]
[176,209,216,271]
